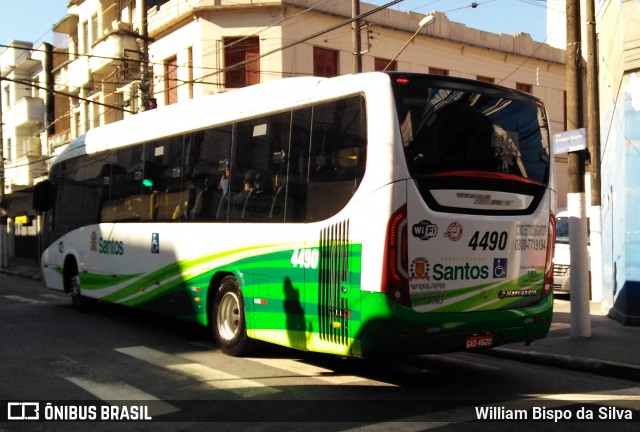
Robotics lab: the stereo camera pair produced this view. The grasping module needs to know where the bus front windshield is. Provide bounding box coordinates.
[391,75,550,186]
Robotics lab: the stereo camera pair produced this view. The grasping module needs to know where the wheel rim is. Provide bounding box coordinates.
[217,291,241,341]
[70,275,81,296]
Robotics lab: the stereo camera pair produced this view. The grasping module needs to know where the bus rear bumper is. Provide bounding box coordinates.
[355,292,553,357]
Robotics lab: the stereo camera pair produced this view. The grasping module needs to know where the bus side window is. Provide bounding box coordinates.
[146,137,184,221]
[285,107,313,223]
[105,146,147,222]
[190,125,233,221]
[306,96,366,222]
[230,114,288,222]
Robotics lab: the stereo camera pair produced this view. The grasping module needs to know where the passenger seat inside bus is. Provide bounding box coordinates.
[241,173,275,220]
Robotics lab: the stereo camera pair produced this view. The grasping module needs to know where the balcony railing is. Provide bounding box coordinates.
[5,97,45,128]
[48,130,71,149]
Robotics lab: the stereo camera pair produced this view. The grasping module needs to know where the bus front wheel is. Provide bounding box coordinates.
[212,276,255,356]
[65,262,93,312]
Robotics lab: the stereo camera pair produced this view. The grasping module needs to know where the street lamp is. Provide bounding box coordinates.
[383,13,437,71]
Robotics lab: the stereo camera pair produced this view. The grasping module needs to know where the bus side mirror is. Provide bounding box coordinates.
[33,180,56,212]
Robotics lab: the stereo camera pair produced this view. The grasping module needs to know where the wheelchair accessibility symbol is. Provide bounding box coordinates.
[493,258,508,278]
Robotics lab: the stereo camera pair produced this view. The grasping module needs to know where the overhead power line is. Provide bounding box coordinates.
[1,75,135,114]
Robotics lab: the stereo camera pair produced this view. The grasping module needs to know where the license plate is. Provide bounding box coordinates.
[465,334,494,349]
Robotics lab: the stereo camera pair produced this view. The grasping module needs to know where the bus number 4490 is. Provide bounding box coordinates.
[468,231,508,251]
[290,248,319,269]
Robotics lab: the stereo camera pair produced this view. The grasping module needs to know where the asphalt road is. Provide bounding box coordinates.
[1,272,639,431]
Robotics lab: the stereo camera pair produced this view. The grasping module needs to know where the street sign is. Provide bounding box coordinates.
[553,128,586,154]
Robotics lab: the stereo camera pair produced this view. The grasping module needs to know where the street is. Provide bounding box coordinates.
[1,272,639,431]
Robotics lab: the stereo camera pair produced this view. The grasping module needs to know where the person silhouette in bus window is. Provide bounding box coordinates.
[219,165,230,194]
[232,169,258,216]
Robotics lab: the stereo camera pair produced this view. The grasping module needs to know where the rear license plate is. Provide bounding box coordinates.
[465,334,494,349]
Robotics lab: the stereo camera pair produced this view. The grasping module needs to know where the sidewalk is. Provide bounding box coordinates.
[484,299,640,382]
[0,258,43,281]
[2,258,640,381]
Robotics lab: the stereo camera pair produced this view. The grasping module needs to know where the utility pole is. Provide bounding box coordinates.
[352,0,362,73]
[586,0,603,303]
[44,43,55,138]
[566,0,590,338]
[0,76,8,268]
[138,0,151,112]
[352,0,363,73]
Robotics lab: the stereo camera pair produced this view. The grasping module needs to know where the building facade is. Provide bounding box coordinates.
[0,40,53,260]
[1,0,566,264]
[597,0,640,323]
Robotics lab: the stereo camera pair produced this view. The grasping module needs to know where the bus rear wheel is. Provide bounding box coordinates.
[212,276,255,356]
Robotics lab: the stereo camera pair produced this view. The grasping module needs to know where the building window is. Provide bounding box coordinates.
[374,57,396,71]
[2,84,9,109]
[73,108,80,137]
[516,82,532,93]
[164,56,178,106]
[83,102,90,134]
[112,92,124,122]
[92,97,100,128]
[91,13,99,45]
[429,67,449,76]
[477,76,495,83]
[117,0,135,23]
[82,21,89,54]
[313,47,338,78]
[6,138,12,163]
[31,77,40,98]
[223,36,260,88]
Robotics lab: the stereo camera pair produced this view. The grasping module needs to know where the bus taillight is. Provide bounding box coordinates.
[542,211,556,298]
[382,204,410,307]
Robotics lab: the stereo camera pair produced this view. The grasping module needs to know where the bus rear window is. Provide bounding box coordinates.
[391,76,550,186]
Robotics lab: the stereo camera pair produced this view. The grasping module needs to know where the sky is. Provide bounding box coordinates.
[0,0,550,48]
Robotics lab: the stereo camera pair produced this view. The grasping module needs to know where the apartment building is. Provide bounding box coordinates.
[1,0,566,262]
[0,40,54,259]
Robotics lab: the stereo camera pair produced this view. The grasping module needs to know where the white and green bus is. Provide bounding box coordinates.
[34,72,556,357]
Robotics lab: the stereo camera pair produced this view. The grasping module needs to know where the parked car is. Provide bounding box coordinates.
[553,209,591,295]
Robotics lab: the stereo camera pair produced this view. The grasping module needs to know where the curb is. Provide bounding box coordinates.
[0,268,42,281]
[480,347,640,382]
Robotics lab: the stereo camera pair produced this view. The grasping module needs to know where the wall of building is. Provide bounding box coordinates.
[598,0,640,323]
[143,1,566,134]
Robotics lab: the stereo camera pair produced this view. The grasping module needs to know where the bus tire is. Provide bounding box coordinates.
[213,276,255,356]
[65,260,93,312]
